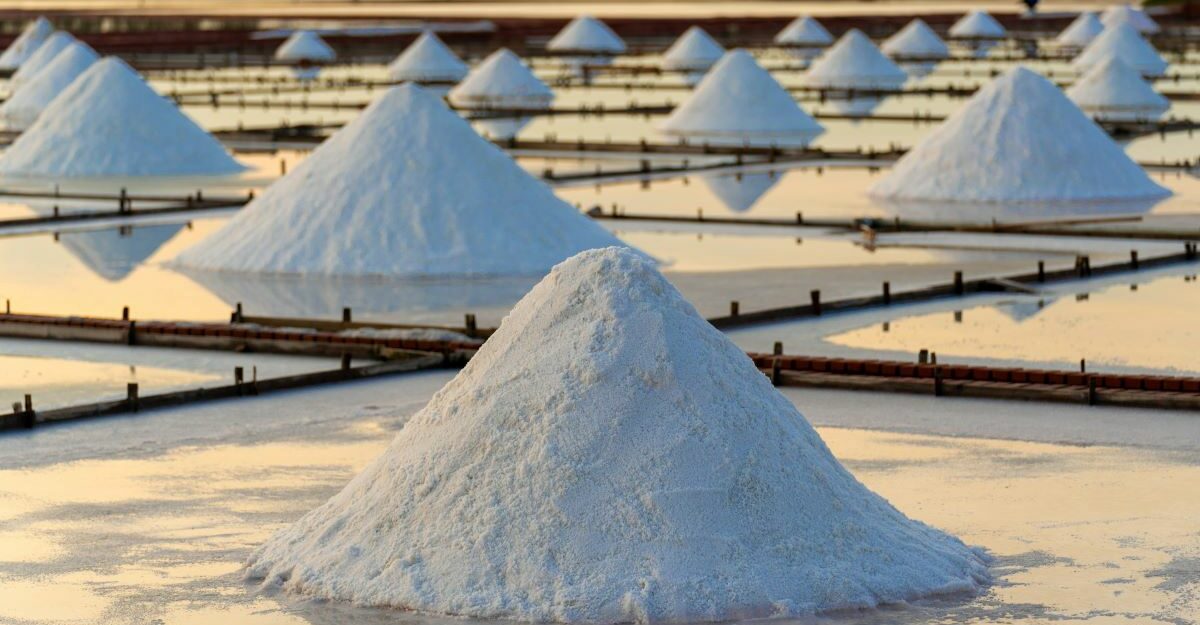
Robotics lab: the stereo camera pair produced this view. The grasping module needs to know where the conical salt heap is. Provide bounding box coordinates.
[10,31,75,87]
[387,31,468,83]
[804,29,907,90]
[882,19,950,60]
[449,48,554,108]
[662,26,724,72]
[948,10,1007,38]
[1073,21,1167,77]
[1,41,98,129]
[274,30,336,62]
[1101,4,1160,34]
[870,67,1169,202]
[246,246,990,623]
[1056,11,1104,48]
[1067,58,1169,122]
[0,17,53,70]
[660,49,824,147]
[546,15,626,54]
[0,58,244,178]
[774,15,833,46]
[174,84,624,277]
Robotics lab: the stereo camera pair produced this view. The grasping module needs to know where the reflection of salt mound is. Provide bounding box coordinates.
[660,49,823,147]
[774,15,833,47]
[387,32,468,83]
[246,247,989,623]
[274,30,336,62]
[703,171,779,212]
[10,31,75,87]
[805,30,907,89]
[1067,58,1168,122]
[1101,4,1159,34]
[882,19,950,60]
[1073,22,1167,77]
[662,26,723,73]
[448,48,554,140]
[0,17,53,70]
[59,224,184,281]
[949,11,1006,38]
[870,67,1169,203]
[174,84,625,277]
[546,15,626,54]
[1,41,98,129]
[0,58,245,178]
[996,298,1052,323]
[1056,12,1104,48]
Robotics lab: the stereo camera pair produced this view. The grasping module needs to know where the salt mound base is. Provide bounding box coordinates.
[1073,21,1167,77]
[662,26,724,72]
[1056,12,1104,48]
[882,19,950,60]
[870,66,1169,202]
[246,246,990,623]
[274,30,335,62]
[1102,3,1160,34]
[173,84,624,277]
[387,32,468,83]
[774,15,832,46]
[0,58,245,178]
[1,41,98,129]
[0,17,53,70]
[546,15,626,54]
[948,10,1006,38]
[1067,58,1169,122]
[10,31,76,87]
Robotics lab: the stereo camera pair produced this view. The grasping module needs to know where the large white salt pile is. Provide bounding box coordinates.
[448,48,554,139]
[660,49,824,147]
[274,30,336,62]
[10,31,75,88]
[387,31,468,84]
[1067,58,1169,122]
[774,15,833,47]
[0,58,245,178]
[948,10,1007,38]
[1073,21,1167,77]
[1,41,98,129]
[1101,3,1160,34]
[882,19,950,60]
[0,17,53,71]
[870,67,1169,203]
[246,246,989,622]
[1056,12,1104,48]
[546,15,626,54]
[173,84,625,277]
[662,26,724,73]
[805,29,907,89]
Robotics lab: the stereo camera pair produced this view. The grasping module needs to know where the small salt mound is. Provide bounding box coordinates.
[804,29,907,89]
[448,48,554,107]
[703,171,779,212]
[546,15,626,54]
[274,30,336,62]
[774,15,833,46]
[10,31,76,87]
[882,19,950,60]
[0,58,245,178]
[0,17,53,70]
[1,41,98,129]
[660,49,823,146]
[1067,57,1169,122]
[662,26,724,72]
[948,11,1007,38]
[869,66,1169,203]
[1073,21,1167,77]
[245,246,990,623]
[1101,4,1160,34]
[1056,11,1104,48]
[387,32,468,83]
[173,84,626,277]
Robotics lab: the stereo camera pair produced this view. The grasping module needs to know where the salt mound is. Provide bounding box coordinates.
[0,58,245,178]
[774,15,833,46]
[173,84,625,277]
[274,30,336,62]
[660,49,823,146]
[449,48,553,107]
[10,31,75,87]
[1101,4,1160,34]
[948,11,1006,38]
[1067,58,1169,122]
[387,32,468,83]
[1073,21,1167,77]
[1056,12,1104,48]
[245,246,990,622]
[1,41,98,129]
[869,66,1169,202]
[882,19,950,60]
[0,17,53,70]
[804,29,907,89]
[546,15,626,54]
[662,26,724,72]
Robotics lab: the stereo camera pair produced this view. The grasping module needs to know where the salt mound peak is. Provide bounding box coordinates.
[274,30,336,62]
[1067,58,1169,122]
[546,15,626,54]
[660,49,823,144]
[1073,21,1167,77]
[774,15,833,46]
[662,26,724,71]
[173,84,625,277]
[448,48,553,107]
[10,31,76,87]
[1056,11,1104,48]
[387,31,468,83]
[870,66,1169,202]
[0,57,245,178]
[805,29,907,89]
[1102,4,1160,34]
[1,40,98,129]
[0,17,53,70]
[949,10,1007,38]
[245,245,989,622]
[882,19,950,59]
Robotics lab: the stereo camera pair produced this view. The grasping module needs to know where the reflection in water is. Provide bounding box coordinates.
[899,61,937,78]
[471,116,534,140]
[57,224,185,282]
[823,96,884,117]
[993,297,1054,323]
[700,170,780,212]
[869,194,1165,222]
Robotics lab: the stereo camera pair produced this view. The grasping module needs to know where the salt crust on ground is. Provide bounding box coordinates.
[869,66,1169,202]
[275,30,336,62]
[881,19,950,59]
[448,49,554,107]
[1073,21,1167,77]
[245,247,990,623]
[662,26,723,71]
[0,58,245,178]
[1056,11,1104,47]
[948,11,1006,38]
[387,32,468,82]
[1,41,98,128]
[804,29,907,89]
[173,84,624,277]
[1066,58,1169,121]
[10,31,75,87]
[773,16,832,46]
[546,15,626,53]
[0,17,52,70]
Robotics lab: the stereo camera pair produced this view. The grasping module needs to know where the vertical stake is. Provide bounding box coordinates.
[1080,359,1086,373]
[918,349,929,364]
[1130,250,1139,270]
[730,301,740,317]
[127,383,139,412]
[882,281,891,305]
[464,313,478,338]
[773,341,783,355]
[1038,260,1045,283]
[341,353,352,370]
[342,307,352,323]
[235,366,244,385]
[122,306,130,321]
[810,289,821,315]
[771,358,782,386]
[954,271,964,295]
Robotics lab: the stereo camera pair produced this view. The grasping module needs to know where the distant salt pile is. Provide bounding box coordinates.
[1056,12,1104,49]
[1067,58,1169,122]
[448,48,554,139]
[870,67,1169,203]
[10,31,76,88]
[246,246,989,622]
[274,30,336,62]
[0,58,244,178]
[660,49,824,147]
[174,84,624,277]
[0,17,52,71]
[1101,3,1160,34]
[703,171,779,212]
[1073,21,1167,77]
[804,30,906,114]
[881,19,948,77]
[662,26,724,85]
[547,15,625,69]
[774,16,832,59]
[387,32,468,85]
[949,10,1006,58]
[1,41,98,129]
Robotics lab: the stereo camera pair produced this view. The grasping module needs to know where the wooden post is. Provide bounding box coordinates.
[464,313,478,338]
[4,299,8,314]
[342,307,352,323]
[796,212,804,225]
[21,394,33,429]
[127,383,139,412]
[882,282,891,305]
[773,341,783,355]
[1080,358,1086,373]
[235,366,244,385]
[953,271,964,295]
[954,310,963,323]
[810,289,821,315]
[122,306,130,321]
[771,358,782,386]
[1088,375,1098,406]
[1130,250,1139,270]
[1038,260,1045,283]
[933,366,943,397]
[730,301,740,317]
[119,187,128,213]
[918,349,929,364]
[235,302,243,323]
[341,353,352,370]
